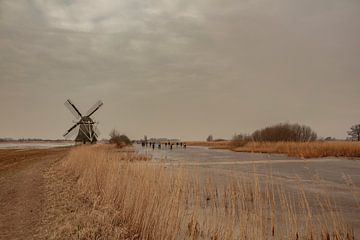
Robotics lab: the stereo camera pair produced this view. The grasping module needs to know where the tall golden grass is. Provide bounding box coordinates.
[185,140,231,149]
[59,145,354,239]
[188,141,360,158]
[234,141,360,158]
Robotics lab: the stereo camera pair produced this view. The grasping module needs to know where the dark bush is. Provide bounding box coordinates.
[214,139,226,142]
[347,124,360,141]
[109,129,132,148]
[251,123,317,142]
[206,135,214,142]
[231,134,252,147]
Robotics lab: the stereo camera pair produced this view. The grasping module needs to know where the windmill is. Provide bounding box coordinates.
[63,99,103,144]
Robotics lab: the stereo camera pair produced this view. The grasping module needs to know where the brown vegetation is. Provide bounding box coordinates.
[52,145,354,239]
[185,140,231,149]
[251,123,317,142]
[109,129,132,148]
[188,140,360,158]
[234,141,360,158]
[193,122,352,158]
[348,124,360,141]
[190,123,359,158]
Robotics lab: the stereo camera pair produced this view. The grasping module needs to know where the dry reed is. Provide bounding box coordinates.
[59,145,354,239]
[185,141,231,149]
[188,141,360,158]
[234,141,360,158]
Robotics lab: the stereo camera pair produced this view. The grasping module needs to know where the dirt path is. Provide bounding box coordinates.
[0,148,69,240]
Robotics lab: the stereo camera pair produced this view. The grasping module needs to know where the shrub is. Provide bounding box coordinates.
[231,134,251,147]
[347,124,360,141]
[109,129,131,148]
[251,123,317,142]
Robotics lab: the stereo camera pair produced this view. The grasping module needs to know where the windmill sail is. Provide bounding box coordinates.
[86,100,103,117]
[94,125,100,138]
[63,124,80,139]
[64,99,82,119]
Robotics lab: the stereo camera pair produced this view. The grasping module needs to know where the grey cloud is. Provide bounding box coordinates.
[0,0,359,140]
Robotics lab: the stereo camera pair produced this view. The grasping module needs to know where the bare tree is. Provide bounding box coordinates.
[206,135,214,142]
[347,124,360,141]
[109,129,131,147]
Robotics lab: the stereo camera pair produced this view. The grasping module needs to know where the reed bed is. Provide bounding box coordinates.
[234,141,360,158]
[185,141,232,150]
[59,145,354,239]
[188,141,360,158]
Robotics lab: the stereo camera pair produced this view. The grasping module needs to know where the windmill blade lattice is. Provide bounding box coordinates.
[64,99,83,119]
[86,100,104,117]
[63,124,80,139]
[94,125,101,137]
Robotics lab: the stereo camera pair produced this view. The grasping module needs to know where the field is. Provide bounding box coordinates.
[187,141,360,158]
[1,144,359,239]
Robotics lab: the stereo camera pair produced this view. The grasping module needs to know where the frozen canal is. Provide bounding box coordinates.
[0,142,74,149]
[136,144,360,185]
[136,144,360,234]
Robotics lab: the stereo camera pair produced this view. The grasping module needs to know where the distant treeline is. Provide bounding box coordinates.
[232,123,317,145]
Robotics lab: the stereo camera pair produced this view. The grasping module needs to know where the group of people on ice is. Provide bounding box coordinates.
[140,141,186,150]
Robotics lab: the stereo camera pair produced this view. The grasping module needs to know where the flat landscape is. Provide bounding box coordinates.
[1,143,359,239]
[1,0,360,239]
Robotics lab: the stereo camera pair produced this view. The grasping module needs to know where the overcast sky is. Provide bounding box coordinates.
[0,0,359,140]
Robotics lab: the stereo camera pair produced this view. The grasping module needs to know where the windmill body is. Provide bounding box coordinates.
[63,99,103,144]
[75,116,97,144]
